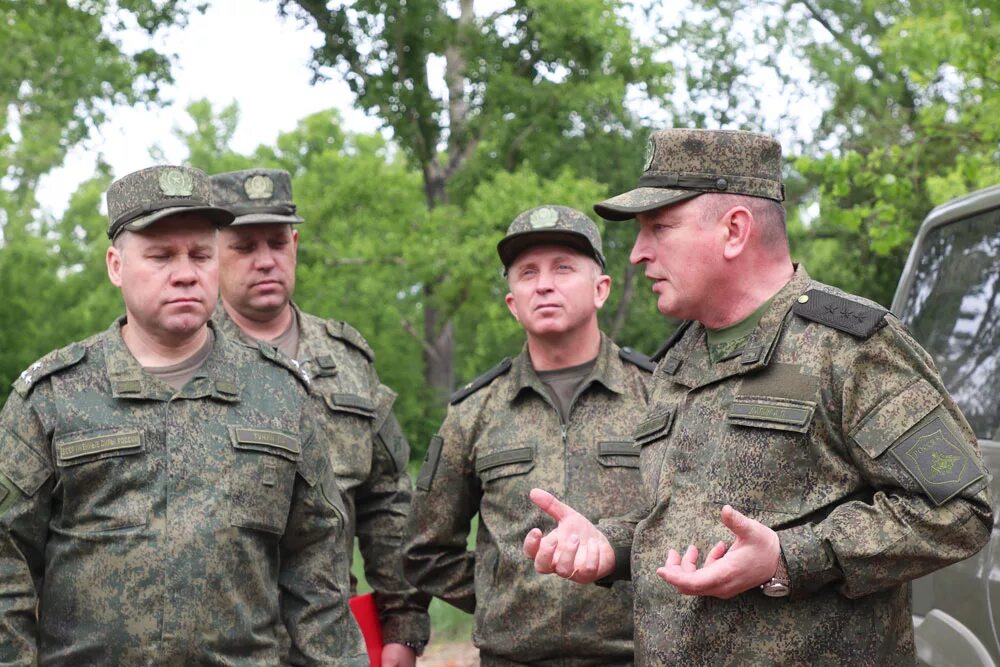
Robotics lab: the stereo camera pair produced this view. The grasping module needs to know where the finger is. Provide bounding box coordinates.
[657,562,714,595]
[529,488,573,522]
[703,541,728,567]
[523,528,543,559]
[656,564,697,595]
[575,537,601,581]
[681,544,699,572]
[720,504,753,539]
[533,531,559,574]
[553,534,580,578]
[564,537,588,582]
[665,548,681,568]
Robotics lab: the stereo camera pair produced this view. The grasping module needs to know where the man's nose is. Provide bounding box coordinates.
[630,228,653,266]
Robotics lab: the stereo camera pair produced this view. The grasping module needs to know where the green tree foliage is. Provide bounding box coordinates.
[668,0,999,305]
[0,0,200,396]
[0,0,197,229]
[276,0,673,400]
[0,167,122,394]
[178,100,652,452]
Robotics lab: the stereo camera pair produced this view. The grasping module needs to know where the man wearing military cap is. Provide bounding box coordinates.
[525,129,994,664]
[404,205,654,665]
[0,165,366,665]
[210,168,431,665]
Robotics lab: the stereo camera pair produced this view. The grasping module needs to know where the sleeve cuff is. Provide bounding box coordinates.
[777,523,841,598]
[594,542,632,587]
[380,612,431,646]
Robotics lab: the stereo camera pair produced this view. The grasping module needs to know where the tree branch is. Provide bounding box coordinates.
[401,317,442,360]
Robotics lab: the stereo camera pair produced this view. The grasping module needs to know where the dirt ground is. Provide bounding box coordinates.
[417,640,479,667]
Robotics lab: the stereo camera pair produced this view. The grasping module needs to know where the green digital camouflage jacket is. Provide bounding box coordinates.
[600,265,994,666]
[0,320,367,666]
[215,303,430,646]
[405,334,653,666]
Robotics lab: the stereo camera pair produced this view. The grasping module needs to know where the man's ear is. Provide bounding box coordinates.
[593,273,612,309]
[107,244,124,287]
[504,292,520,323]
[720,206,753,260]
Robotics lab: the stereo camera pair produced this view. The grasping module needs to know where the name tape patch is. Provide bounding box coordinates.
[232,427,301,455]
[598,440,640,457]
[476,447,535,473]
[728,397,815,433]
[416,435,444,491]
[57,430,142,462]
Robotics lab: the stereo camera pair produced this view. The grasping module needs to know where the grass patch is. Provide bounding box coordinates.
[350,517,477,643]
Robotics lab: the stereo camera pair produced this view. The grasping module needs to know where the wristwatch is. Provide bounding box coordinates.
[402,640,427,656]
[760,552,790,597]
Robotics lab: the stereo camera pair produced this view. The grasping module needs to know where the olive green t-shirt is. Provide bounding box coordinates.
[705,297,773,364]
[536,357,597,423]
[269,311,300,360]
[144,329,215,390]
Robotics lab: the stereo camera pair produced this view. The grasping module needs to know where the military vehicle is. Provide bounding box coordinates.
[891,184,1000,666]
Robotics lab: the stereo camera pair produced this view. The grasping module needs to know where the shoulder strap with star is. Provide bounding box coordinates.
[256,341,312,391]
[792,289,888,339]
[13,343,87,397]
[325,320,375,363]
[449,357,513,405]
[618,346,656,372]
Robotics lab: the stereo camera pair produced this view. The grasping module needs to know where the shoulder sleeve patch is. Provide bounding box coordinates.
[889,407,986,506]
[793,289,888,339]
[449,357,512,405]
[325,320,375,363]
[257,342,311,391]
[651,321,694,363]
[618,346,656,372]
[13,344,86,397]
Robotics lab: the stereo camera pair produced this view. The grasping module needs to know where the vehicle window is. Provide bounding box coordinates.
[897,206,1000,440]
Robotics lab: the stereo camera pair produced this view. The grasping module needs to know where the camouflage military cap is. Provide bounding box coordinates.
[594,129,785,221]
[211,169,305,225]
[497,205,606,271]
[106,165,234,239]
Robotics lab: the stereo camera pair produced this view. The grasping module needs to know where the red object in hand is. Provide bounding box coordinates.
[349,593,383,666]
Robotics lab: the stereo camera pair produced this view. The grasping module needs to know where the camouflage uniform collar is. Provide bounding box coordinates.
[104,317,241,401]
[212,298,302,356]
[506,332,626,403]
[178,323,243,402]
[211,299,243,344]
[660,265,812,388]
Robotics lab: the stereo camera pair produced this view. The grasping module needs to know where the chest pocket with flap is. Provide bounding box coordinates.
[229,426,301,534]
[53,427,151,533]
[476,446,535,484]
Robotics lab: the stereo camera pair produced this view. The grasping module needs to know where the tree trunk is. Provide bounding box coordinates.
[609,262,637,341]
[418,0,474,398]
[423,293,455,398]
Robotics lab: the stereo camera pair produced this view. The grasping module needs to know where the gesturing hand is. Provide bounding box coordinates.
[522,488,616,584]
[656,504,781,599]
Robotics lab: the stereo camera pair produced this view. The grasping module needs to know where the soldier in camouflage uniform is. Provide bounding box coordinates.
[210,168,430,665]
[524,130,994,665]
[0,165,367,665]
[404,206,654,665]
